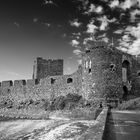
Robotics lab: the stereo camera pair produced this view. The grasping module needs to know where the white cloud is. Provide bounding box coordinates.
[43,0,57,6]
[71,40,80,47]
[97,16,117,31]
[119,40,130,48]
[137,0,140,7]
[85,3,95,14]
[70,19,82,27]
[83,20,98,45]
[130,9,140,22]
[127,39,140,55]
[98,33,106,38]
[109,0,119,8]
[14,22,20,27]
[73,49,82,56]
[72,32,81,39]
[117,46,128,52]
[119,34,132,48]
[85,4,103,14]
[125,24,140,38]
[120,0,138,10]
[44,22,51,27]
[95,6,103,14]
[114,29,123,34]
[123,35,131,41]
[108,17,117,23]
[83,36,95,45]
[86,20,98,34]
[97,33,109,43]
[97,16,108,31]
[77,59,82,64]
[62,33,67,38]
[102,37,109,43]
[33,18,39,23]
[76,0,89,10]
[72,32,81,36]
[109,0,140,10]
[119,23,140,55]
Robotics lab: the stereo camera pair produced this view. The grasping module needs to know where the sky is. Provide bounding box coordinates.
[0,0,140,81]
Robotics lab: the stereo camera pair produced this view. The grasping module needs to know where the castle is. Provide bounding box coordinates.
[0,45,140,106]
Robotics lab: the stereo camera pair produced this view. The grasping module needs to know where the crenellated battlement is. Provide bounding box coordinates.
[0,78,40,89]
[14,80,26,87]
[1,80,13,88]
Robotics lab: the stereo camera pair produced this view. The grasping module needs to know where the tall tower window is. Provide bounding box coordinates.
[89,60,92,69]
[85,61,88,69]
[122,60,130,82]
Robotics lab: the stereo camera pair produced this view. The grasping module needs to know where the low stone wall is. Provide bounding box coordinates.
[79,107,109,140]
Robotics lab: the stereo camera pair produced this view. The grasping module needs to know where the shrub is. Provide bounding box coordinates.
[52,95,66,110]
[118,97,140,110]
[44,94,83,111]
[65,93,82,102]
[28,99,34,105]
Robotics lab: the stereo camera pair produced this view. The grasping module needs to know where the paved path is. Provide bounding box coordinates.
[103,110,140,140]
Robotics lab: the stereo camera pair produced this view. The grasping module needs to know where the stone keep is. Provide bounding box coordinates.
[32,57,63,79]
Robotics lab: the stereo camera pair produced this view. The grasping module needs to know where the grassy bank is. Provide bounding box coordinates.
[118,97,140,110]
[0,93,103,120]
[0,107,102,121]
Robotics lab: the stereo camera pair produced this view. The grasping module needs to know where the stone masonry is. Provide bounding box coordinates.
[82,45,140,101]
[0,66,82,106]
[0,45,140,106]
[32,57,63,80]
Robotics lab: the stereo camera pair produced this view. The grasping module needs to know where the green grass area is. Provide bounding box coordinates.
[49,108,102,120]
[0,93,103,120]
[118,97,140,110]
[0,108,50,120]
[0,107,102,121]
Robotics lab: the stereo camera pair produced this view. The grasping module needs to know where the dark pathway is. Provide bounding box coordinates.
[103,110,140,140]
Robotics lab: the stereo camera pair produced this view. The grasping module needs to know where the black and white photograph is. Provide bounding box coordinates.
[0,0,140,139]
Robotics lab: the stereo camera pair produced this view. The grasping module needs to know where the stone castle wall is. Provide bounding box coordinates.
[0,67,82,106]
[130,57,140,97]
[82,46,123,100]
[0,46,140,106]
[82,46,140,100]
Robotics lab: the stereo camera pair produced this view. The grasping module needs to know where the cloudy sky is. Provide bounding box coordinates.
[0,0,140,81]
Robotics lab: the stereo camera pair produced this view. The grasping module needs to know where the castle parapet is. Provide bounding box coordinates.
[14,80,26,87]
[2,80,13,88]
[27,79,39,87]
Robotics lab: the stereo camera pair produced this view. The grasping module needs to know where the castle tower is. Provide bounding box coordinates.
[82,45,123,100]
[33,57,63,79]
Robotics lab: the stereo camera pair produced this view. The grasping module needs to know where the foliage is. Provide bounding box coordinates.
[45,93,84,111]
[118,97,140,110]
